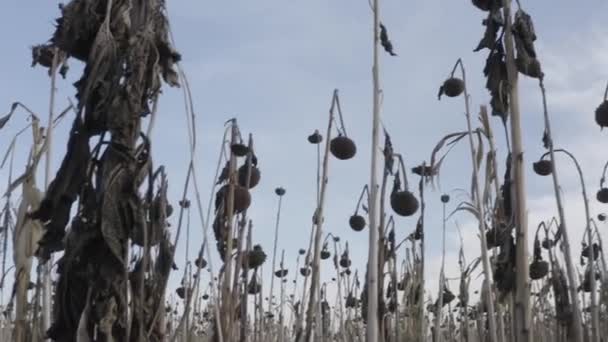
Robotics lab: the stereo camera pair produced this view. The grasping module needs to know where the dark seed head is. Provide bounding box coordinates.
[582,243,600,260]
[440,194,450,203]
[275,187,286,196]
[533,160,553,176]
[300,267,311,277]
[320,249,331,260]
[471,0,491,11]
[529,260,549,280]
[238,165,261,189]
[248,278,261,295]
[349,214,366,232]
[339,257,351,268]
[485,227,507,249]
[230,143,250,157]
[176,286,192,299]
[442,288,455,305]
[274,269,288,278]
[442,77,465,97]
[308,131,323,144]
[595,101,608,128]
[390,191,419,217]
[195,257,207,269]
[330,135,357,160]
[219,185,251,212]
[299,249,306,255]
[597,188,608,203]
[598,213,606,221]
[246,245,267,269]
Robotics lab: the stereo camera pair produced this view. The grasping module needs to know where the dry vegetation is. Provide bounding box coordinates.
[0,0,607,341]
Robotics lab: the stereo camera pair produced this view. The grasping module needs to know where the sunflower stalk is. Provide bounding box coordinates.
[220,122,239,340]
[537,78,584,342]
[268,178,285,330]
[542,149,599,342]
[366,0,382,339]
[434,199,448,342]
[302,89,338,342]
[502,1,532,339]
[457,58,498,342]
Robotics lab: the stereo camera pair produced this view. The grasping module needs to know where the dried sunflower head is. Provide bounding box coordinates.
[330,135,357,160]
[390,191,419,217]
[529,260,549,280]
[532,159,552,176]
[308,131,323,144]
[440,77,465,98]
[349,214,366,232]
[238,165,261,189]
[230,143,250,157]
[597,188,608,203]
[595,101,608,129]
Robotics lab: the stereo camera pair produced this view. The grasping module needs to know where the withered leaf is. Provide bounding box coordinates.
[512,9,537,58]
[383,129,394,174]
[411,164,436,177]
[474,10,503,52]
[542,129,550,149]
[379,23,397,56]
[0,113,12,130]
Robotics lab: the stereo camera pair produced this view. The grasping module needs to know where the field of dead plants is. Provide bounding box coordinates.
[0,0,607,341]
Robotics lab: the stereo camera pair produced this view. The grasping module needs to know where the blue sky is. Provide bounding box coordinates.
[1,1,608,310]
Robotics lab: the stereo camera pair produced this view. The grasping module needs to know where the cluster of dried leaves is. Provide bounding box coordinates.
[27,0,182,340]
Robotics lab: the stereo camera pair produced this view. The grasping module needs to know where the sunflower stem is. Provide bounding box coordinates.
[537,78,584,342]
[366,0,381,337]
[503,1,532,339]
[458,59,498,342]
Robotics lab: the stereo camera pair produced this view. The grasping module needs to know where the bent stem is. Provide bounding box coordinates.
[537,78,584,342]
[303,89,338,342]
[457,59,498,342]
[541,148,599,342]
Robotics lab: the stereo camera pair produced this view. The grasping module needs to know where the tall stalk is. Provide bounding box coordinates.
[537,79,584,342]
[278,250,286,342]
[543,149,599,342]
[480,106,507,342]
[221,122,238,340]
[434,198,448,342]
[303,90,338,342]
[503,1,532,340]
[268,183,285,325]
[41,46,60,340]
[366,0,381,339]
[454,59,498,342]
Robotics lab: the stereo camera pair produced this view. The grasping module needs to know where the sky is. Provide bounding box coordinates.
[1,0,608,315]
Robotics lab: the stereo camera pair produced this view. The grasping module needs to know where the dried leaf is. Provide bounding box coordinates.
[448,201,480,220]
[383,129,394,174]
[474,11,503,52]
[379,23,397,56]
[542,130,550,150]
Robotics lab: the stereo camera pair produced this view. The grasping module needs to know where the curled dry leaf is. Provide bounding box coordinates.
[379,23,397,56]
